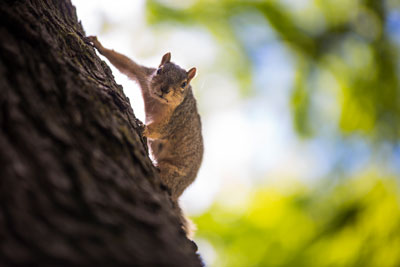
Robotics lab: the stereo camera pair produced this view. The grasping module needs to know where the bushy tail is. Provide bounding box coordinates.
[174,202,197,239]
[180,212,197,239]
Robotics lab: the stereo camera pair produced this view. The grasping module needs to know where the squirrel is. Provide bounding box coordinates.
[87,36,203,238]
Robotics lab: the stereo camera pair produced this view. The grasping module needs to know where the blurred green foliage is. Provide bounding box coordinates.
[146,0,400,141]
[145,1,400,265]
[195,174,400,266]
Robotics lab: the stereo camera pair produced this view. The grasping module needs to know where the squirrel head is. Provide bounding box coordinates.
[149,52,196,108]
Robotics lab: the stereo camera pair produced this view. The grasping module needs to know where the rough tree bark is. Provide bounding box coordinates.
[0,0,202,266]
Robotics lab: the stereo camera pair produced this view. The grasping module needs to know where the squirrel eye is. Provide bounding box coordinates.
[181,81,187,88]
[156,68,162,75]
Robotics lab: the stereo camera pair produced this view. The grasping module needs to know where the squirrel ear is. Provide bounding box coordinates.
[160,52,171,66]
[187,67,197,82]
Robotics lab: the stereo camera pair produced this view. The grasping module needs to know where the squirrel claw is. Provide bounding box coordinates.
[83,37,93,46]
[85,36,100,48]
[136,119,146,134]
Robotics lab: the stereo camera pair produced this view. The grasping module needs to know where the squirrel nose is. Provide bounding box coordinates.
[161,86,170,94]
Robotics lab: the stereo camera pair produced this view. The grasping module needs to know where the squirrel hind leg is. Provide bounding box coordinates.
[157,162,186,199]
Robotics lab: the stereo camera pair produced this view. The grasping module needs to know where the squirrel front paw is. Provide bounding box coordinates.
[142,125,150,138]
[86,36,102,50]
[142,124,161,139]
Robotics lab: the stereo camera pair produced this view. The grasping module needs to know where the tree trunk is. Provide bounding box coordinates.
[0,0,202,265]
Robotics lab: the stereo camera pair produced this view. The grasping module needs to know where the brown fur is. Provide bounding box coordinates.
[87,36,203,237]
